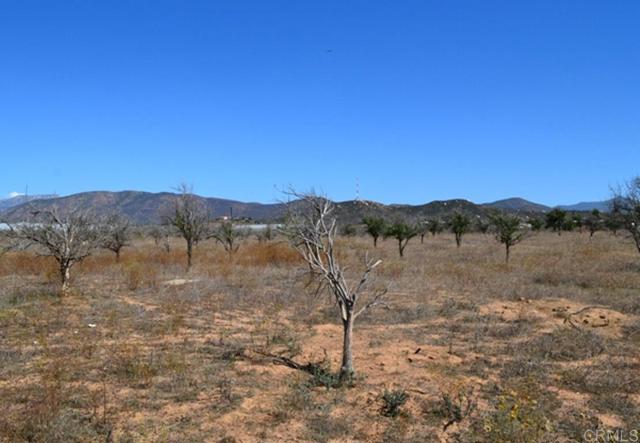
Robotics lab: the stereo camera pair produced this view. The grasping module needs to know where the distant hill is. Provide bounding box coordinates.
[1,190,609,225]
[0,194,58,212]
[557,200,613,212]
[332,198,486,225]
[1,191,284,224]
[482,197,550,213]
[1,191,494,225]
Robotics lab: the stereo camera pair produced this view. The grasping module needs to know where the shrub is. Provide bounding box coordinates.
[438,384,477,430]
[381,389,409,417]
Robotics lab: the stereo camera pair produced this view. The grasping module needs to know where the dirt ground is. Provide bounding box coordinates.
[1,231,639,442]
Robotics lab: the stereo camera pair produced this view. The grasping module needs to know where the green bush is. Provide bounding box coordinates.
[381,389,409,417]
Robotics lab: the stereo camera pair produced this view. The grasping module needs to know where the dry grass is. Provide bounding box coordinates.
[0,231,639,442]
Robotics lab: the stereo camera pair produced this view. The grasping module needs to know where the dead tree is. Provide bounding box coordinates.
[282,192,387,381]
[612,177,640,254]
[101,214,130,262]
[7,207,106,294]
[149,225,172,252]
[211,221,241,256]
[164,184,210,270]
[255,224,274,242]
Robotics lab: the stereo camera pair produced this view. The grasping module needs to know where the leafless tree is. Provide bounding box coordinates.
[6,207,107,294]
[282,191,387,381]
[149,225,172,252]
[612,177,640,254]
[210,221,241,256]
[164,184,210,270]
[255,224,274,242]
[101,214,130,262]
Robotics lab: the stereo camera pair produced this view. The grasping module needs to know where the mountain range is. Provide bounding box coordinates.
[0,194,58,212]
[0,191,611,225]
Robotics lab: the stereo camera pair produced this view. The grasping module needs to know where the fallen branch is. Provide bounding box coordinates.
[249,349,329,376]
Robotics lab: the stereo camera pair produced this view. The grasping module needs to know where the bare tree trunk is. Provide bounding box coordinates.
[115,249,121,263]
[340,312,355,380]
[186,240,193,270]
[455,234,461,248]
[505,244,510,264]
[373,236,378,248]
[60,263,71,294]
[398,239,403,257]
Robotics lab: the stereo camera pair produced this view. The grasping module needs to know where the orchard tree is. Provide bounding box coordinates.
[362,217,386,248]
[150,225,172,252]
[572,214,583,231]
[604,212,624,236]
[101,214,130,262]
[7,207,107,294]
[488,212,528,263]
[211,221,242,256]
[545,208,567,235]
[560,214,581,233]
[165,184,210,270]
[384,221,420,257]
[612,177,640,254]
[256,224,274,242]
[282,191,387,381]
[427,219,443,237]
[419,221,428,243]
[449,212,471,248]
[529,218,544,231]
[583,209,603,239]
[476,219,490,234]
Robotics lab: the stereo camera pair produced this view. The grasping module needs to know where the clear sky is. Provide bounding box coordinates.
[1,1,638,205]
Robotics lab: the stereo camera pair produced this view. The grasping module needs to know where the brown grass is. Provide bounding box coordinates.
[0,231,639,442]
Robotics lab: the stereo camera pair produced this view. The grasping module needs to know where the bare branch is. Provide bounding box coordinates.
[280,189,388,379]
[5,205,108,293]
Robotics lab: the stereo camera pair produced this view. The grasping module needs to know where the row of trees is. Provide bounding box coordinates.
[542,207,621,236]
[363,211,525,262]
[359,201,637,261]
[3,178,640,297]
[363,213,472,257]
[164,184,253,268]
[1,185,244,293]
[2,210,134,293]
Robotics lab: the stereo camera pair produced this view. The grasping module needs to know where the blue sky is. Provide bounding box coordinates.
[1,1,638,205]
